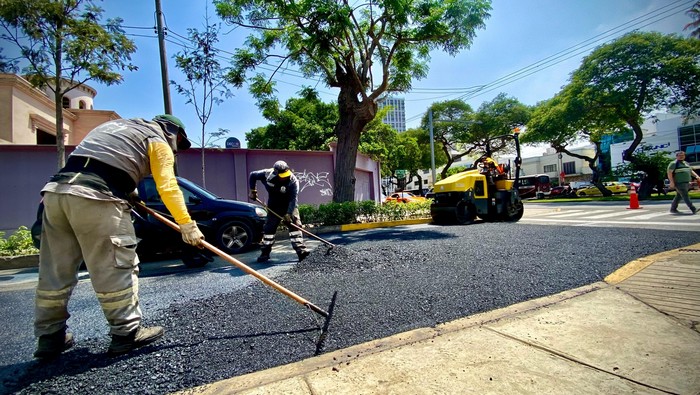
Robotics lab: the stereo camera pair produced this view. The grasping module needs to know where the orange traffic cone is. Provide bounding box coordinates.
[628,186,641,209]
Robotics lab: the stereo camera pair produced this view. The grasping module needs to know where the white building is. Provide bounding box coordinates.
[610,114,700,169]
[377,95,406,132]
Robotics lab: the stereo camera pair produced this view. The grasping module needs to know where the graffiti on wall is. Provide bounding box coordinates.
[295,170,333,196]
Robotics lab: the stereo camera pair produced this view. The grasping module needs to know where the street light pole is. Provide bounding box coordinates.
[429,109,437,185]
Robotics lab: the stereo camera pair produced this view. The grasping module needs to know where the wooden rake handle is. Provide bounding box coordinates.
[254,197,335,248]
[136,202,328,317]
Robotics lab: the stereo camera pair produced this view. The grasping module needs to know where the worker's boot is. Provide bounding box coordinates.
[257,249,271,263]
[108,325,164,356]
[34,328,74,359]
[297,249,310,262]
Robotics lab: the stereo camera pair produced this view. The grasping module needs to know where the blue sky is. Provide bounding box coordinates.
[85,0,695,154]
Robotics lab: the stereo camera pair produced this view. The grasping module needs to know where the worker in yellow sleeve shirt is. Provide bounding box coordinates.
[33,114,204,359]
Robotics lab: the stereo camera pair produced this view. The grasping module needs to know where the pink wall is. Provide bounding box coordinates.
[0,145,381,233]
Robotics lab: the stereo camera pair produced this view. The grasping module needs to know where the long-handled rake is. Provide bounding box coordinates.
[136,202,330,318]
[254,197,336,250]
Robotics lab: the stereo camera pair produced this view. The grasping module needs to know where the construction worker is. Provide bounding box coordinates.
[34,115,205,359]
[479,156,505,185]
[249,161,310,263]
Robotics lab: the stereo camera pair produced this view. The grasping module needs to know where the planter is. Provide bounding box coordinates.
[0,254,39,270]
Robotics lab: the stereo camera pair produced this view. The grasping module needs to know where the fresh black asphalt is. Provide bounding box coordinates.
[1,222,697,394]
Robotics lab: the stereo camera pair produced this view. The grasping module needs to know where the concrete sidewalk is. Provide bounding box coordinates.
[181,244,700,395]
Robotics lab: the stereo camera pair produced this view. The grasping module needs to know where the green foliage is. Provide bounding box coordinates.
[299,200,431,226]
[568,31,700,166]
[0,0,137,169]
[612,146,672,181]
[245,87,338,150]
[423,94,530,178]
[0,226,39,257]
[215,0,492,202]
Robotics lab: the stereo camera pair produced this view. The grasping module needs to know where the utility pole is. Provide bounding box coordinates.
[428,109,437,185]
[155,0,172,114]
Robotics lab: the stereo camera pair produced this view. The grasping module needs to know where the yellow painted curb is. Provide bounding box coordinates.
[340,218,432,232]
[604,242,700,285]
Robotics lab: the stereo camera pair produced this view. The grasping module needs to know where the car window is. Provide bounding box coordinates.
[181,187,199,205]
[141,178,198,205]
[143,179,161,203]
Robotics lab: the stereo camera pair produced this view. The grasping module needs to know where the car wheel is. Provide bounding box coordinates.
[578,191,586,196]
[181,247,214,268]
[215,220,254,254]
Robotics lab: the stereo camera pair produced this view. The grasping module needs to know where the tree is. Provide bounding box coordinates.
[420,99,475,179]
[0,0,136,169]
[567,32,700,198]
[423,94,530,179]
[685,1,700,38]
[246,87,338,150]
[171,11,232,188]
[215,0,491,202]
[358,106,399,176]
[613,145,671,196]
[523,86,627,196]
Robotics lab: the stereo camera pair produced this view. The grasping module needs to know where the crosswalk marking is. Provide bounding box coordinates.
[521,205,700,229]
[585,211,638,219]
[545,210,604,218]
[524,218,700,226]
[623,212,671,220]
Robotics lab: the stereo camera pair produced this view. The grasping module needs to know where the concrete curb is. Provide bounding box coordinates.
[604,242,700,285]
[0,254,39,270]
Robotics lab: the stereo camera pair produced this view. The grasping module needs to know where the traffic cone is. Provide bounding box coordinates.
[628,186,641,209]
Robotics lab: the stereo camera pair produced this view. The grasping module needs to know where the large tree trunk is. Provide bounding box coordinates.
[622,119,654,199]
[332,88,376,202]
[54,89,66,170]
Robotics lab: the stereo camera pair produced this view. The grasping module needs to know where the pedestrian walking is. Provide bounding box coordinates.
[34,115,205,359]
[667,150,699,214]
[249,161,310,263]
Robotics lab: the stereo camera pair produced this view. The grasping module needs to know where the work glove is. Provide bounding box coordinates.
[283,214,292,225]
[249,189,257,201]
[180,221,205,247]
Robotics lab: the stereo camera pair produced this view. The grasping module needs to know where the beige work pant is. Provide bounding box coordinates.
[35,192,142,337]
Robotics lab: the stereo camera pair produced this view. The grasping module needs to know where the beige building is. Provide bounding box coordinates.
[0,73,120,145]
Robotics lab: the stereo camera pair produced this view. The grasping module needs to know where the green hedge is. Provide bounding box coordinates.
[0,226,39,257]
[298,200,432,227]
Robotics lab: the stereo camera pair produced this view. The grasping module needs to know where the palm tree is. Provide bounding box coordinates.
[685,1,700,38]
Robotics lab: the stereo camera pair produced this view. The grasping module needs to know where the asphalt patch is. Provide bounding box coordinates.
[296,245,430,273]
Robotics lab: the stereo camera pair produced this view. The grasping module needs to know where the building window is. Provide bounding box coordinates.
[679,124,700,163]
[36,129,56,145]
[62,97,70,109]
[563,161,576,174]
[543,164,557,173]
[79,100,86,109]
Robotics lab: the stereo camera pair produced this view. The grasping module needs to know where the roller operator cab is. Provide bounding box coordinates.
[430,131,525,225]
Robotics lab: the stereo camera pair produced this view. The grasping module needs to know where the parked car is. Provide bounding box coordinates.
[549,185,575,198]
[32,176,267,268]
[134,176,266,265]
[384,191,427,203]
[576,182,627,196]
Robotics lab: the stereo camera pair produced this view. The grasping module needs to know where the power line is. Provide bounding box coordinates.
[402,0,694,123]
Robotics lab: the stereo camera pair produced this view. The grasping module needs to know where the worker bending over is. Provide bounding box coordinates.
[249,161,310,263]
